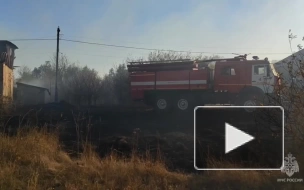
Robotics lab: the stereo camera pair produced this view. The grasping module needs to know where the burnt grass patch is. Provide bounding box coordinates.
[0,102,278,173]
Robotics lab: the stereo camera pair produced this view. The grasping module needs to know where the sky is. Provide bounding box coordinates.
[1,0,304,77]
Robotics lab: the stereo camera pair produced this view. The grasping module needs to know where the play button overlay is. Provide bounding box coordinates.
[225,123,255,154]
[194,106,284,170]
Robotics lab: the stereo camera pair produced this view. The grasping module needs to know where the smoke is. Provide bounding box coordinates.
[16,78,48,89]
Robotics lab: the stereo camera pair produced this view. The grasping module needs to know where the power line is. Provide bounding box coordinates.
[16,48,135,59]
[63,35,276,50]
[61,38,291,55]
[7,38,291,55]
[8,38,56,41]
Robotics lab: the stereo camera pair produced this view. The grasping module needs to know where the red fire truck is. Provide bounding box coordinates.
[127,56,280,112]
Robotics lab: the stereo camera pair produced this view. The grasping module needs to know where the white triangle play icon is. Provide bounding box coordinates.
[225,122,255,154]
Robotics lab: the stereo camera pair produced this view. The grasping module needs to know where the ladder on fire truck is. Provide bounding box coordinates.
[127,57,245,72]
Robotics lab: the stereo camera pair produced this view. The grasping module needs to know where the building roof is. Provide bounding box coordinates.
[273,49,304,66]
[0,40,18,49]
[16,82,51,95]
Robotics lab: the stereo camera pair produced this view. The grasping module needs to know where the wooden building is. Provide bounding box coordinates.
[16,82,51,105]
[0,40,18,103]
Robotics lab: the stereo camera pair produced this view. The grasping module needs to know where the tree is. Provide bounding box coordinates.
[15,54,105,106]
[80,66,102,106]
[147,50,192,61]
[100,69,116,105]
[32,61,55,92]
[64,65,83,105]
[63,65,103,106]
[16,66,34,82]
[112,64,131,105]
[140,50,222,62]
[269,30,304,140]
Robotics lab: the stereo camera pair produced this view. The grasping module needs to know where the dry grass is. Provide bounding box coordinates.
[0,127,303,190]
[0,127,189,190]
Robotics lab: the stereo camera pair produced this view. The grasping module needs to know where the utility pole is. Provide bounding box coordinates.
[55,26,60,102]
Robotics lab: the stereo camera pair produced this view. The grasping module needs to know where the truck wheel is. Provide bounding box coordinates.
[177,98,189,111]
[154,97,171,112]
[243,99,257,106]
[237,94,264,112]
[176,95,193,112]
[157,98,167,110]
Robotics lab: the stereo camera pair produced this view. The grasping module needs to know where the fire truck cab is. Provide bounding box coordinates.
[127,57,279,112]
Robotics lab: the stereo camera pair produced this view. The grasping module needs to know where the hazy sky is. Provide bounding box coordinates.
[1,0,304,76]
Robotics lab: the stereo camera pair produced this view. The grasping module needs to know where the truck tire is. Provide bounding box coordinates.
[154,96,171,112]
[177,98,189,111]
[236,93,264,112]
[175,95,193,112]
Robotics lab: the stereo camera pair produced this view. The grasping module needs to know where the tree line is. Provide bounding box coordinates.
[15,51,220,106]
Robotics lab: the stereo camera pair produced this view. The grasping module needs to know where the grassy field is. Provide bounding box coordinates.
[0,127,303,190]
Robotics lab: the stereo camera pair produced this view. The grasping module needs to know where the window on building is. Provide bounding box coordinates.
[254,65,266,75]
[221,67,236,76]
